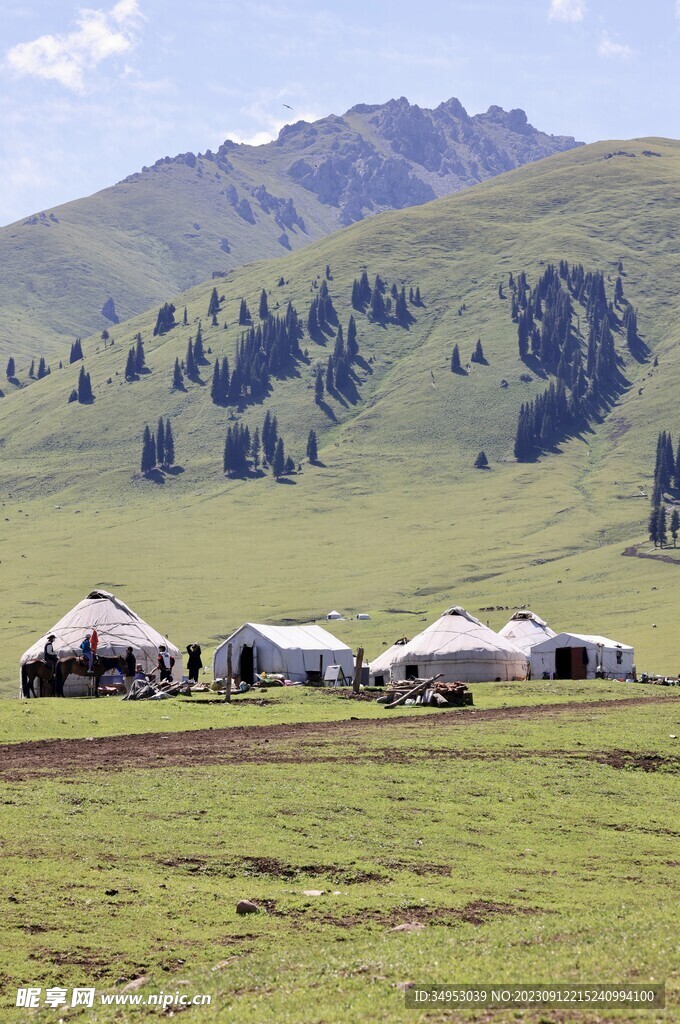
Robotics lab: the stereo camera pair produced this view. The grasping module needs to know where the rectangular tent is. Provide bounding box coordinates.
[213,623,354,684]
[530,632,634,679]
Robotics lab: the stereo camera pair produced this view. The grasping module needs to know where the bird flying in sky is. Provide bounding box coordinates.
[282,103,293,110]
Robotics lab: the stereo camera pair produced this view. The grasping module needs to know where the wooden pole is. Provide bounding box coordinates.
[224,643,232,703]
[386,673,443,709]
[353,647,364,694]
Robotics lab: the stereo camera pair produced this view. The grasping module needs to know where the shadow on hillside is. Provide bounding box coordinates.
[316,399,337,422]
[354,355,373,375]
[163,465,184,476]
[308,459,326,469]
[276,477,297,485]
[627,331,651,364]
[144,469,165,485]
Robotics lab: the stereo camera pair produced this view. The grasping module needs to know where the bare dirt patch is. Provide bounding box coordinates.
[590,750,679,772]
[0,695,675,781]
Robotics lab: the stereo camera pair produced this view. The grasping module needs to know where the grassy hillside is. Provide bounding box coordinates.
[1,138,679,694]
[0,97,580,362]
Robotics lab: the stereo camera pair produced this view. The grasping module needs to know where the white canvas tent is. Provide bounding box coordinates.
[326,610,342,620]
[389,606,529,683]
[213,623,353,684]
[369,637,410,685]
[498,610,556,655]
[530,632,634,680]
[20,590,182,696]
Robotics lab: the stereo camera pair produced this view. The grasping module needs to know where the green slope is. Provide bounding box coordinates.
[1,138,679,694]
[0,97,580,362]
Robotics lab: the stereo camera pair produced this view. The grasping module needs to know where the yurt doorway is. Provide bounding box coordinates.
[555,646,587,679]
[240,645,255,685]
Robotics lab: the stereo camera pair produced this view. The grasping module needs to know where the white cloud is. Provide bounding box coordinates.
[598,33,633,59]
[5,0,142,91]
[549,0,586,22]
[219,108,322,148]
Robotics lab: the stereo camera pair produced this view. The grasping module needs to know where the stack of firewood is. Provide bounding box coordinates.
[376,674,473,709]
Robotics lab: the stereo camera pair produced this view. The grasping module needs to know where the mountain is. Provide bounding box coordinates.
[0,96,580,362]
[0,138,678,695]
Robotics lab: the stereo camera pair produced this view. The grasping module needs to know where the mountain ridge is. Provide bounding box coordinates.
[0,95,580,361]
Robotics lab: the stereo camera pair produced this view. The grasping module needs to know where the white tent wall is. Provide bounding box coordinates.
[369,638,410,684]
[530,632,634,679]
[20,590,182,695]
[389,606,528,683]
[213,623,354,683]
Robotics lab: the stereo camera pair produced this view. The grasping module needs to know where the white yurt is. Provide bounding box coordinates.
[21,590,182,696]
[498,610,556,655]
[213,623,353,684]
[326,610,342,620]
[529,632,634,680]
[369,637,410,685]
[389,606,529,683]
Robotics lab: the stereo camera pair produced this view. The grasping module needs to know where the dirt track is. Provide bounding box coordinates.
[0,694,676,780]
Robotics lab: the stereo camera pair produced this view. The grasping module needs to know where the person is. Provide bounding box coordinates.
[90,628,99,666]
[80,634,93,673]
[43,634,58,693]
[124,646,136,693]
[157,645,173,683]
[186,643,202,683]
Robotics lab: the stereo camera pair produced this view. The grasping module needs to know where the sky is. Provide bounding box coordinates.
[0,0,678,225]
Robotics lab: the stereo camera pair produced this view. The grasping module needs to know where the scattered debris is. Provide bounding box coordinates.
[376,675,473,709]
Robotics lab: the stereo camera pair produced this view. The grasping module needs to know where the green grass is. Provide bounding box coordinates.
[1,139,680,696]
[0,680,654,744]
[0,693,677,1022]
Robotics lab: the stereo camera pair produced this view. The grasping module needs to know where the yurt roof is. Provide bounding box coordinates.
[391,606,526,662]
[21,590,179,664]
[222,623,351,653]
[369,637,410,674]
[531,631,633,653]
[498,610,556,652]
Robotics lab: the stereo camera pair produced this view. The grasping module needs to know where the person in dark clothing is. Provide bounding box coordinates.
[43,634,58,682]
[124,646,136,693]
[186,644,203,683]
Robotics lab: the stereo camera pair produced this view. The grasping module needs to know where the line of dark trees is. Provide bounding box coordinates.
[648,430,680,547]
[350,270,419,324]
[510,261,628,462]
[5,356,51,380]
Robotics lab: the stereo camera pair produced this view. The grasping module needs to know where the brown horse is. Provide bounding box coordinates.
[21,661,60,698]
[60,654,128,697]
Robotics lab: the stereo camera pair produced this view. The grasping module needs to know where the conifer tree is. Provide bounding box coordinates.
[325,264,332,280]
[671,509,680,547]
[369,284,385,322]
[414,285,422,305]
[29,359,35,378]
[474,451,489,469]
[135,334,145,373]
[194,323,205,364]
[125,347,136,380]
[156,418,165,466]
[314,366,324,403]
[210,359,222,404]
[186,339,197,379]
[141,426,156,474]
[164,419,175,465]
[183,306,188,326]
[220,357,230,404]
[648,506,659,546]
[272,437,285,478]
[395,287,408,323]
[471,339,485,364]
[5,356,15,379]
[614,276,624,304]
[347,316,358,359]
[37,357,47,379]
[450,344,461,373]
[326,356,334,392]
[172,358,184,390]
[657,504,668,548]
[284,455,295,474]
[69,339,83,363]
[208,287,220,317]
[306,429,318,463]
[259,288,269,319]
[251,427,261,471]
[77,366,93,403]
[238,298,250,325]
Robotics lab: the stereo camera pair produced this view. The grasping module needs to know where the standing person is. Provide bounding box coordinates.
[157,645,173,683]
[79,634,93,673]
[90,628,99,668]
[124,646,136,693]
[186,643,202,684]
[42,634,58,696]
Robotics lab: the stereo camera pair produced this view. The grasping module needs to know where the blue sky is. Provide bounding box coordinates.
[1,0,678,225]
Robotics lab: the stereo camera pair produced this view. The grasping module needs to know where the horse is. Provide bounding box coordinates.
[21,661,59,698]
[59,654,128,697]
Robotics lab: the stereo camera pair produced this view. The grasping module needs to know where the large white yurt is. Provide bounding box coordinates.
[369,638,410,685]
[213,623,354,684]
[498,610,556,655]
[529,632,634,680]
[21,590,182,695]
[388,606,529,683]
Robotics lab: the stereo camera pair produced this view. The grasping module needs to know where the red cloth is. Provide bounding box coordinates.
[90,629,99,653]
